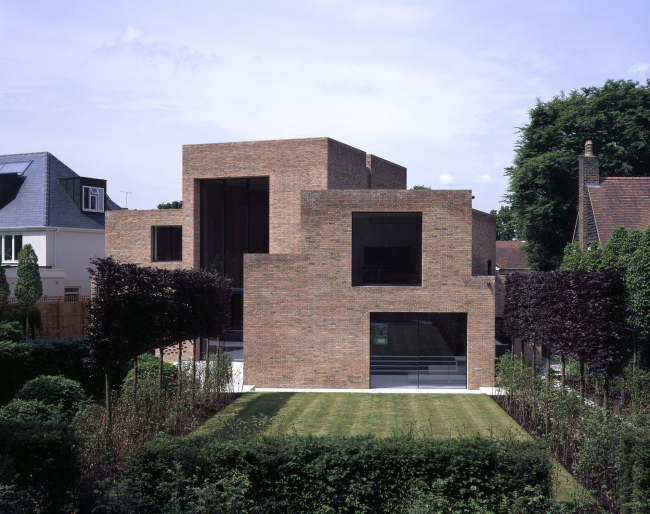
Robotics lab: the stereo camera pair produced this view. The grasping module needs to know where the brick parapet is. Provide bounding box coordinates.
[471,209,496,276]
[366,154,407,189]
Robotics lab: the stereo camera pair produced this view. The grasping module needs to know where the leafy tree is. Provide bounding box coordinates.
[620,228,644,266]
[581,241,603,270]
[411,185,431,190]
[626,228,650,340]
[0,266,10,313]
[505,79,650,270]
[601,226,628,268]
[157,201,182,209]
[489,205,519,241]
[13,244,42,340]
[559,242,583,270]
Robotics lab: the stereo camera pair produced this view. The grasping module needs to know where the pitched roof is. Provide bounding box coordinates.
[496,240,529,269]
[0,152,121,229]
[588,177,650,244]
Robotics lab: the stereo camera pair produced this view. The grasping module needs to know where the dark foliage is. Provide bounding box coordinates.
[1,306,41,338]
[489,205,520,241]
[86,257,231,368]
[0,338,124,405]
[0,400,77,512]
[157,200,182,209]
[120,434,552,513]
[504,268,631,377]
[15,375,86,416]
[505,79,650,270]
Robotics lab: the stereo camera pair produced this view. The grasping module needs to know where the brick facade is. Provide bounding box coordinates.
[105,137,496,389]
[244,190,495,390]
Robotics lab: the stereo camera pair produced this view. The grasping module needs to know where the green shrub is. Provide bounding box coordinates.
[0,338,129,405]
[0,320,24,343]
[122,354,178,391]
[15,375,86,415]
[0,399,76,512]
[121,434,552,513]
[2,306,41,338]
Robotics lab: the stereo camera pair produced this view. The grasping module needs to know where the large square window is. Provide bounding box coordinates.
[152,225,182,262]
[352,212,422,286]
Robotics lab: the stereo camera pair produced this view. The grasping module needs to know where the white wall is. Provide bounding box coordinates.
[5,268,67,297]
[49,229,105,296]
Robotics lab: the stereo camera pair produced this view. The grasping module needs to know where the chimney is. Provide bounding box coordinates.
[578,140,600,252]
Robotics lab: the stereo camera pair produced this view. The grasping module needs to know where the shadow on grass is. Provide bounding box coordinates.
[194,392,295,437]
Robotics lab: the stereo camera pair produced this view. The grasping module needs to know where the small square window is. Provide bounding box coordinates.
[82,186,104,213]
[152,226,182,262]
[352,213,422,286]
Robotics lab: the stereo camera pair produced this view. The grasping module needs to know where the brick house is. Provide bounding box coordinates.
[0,152,121,297]
[105,138,496,389]
[574,140,650,251]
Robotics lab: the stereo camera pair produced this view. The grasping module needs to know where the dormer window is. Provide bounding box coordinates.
[83,186,104,212]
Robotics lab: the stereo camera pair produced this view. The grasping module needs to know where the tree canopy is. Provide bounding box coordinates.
[505,79,650,270]
[157,201,182,209]
[489,205,519,241]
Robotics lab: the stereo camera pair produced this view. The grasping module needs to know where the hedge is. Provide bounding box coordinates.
[0,338,129,405]
[121,434,553,513]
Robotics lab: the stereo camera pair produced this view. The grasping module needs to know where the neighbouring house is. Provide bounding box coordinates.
[105,137,496,390]
[0,152,121,298]
[574,140,650,251]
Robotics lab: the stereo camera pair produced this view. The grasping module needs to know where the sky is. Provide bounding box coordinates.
[0,0,648,213]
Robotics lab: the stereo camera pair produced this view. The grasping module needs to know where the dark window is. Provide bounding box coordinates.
[352,212,422,286]
[370,312,467,388]
[2,234,22,262]
[152,225,182,261]
[487,260,492,275]
[200,178,269,288]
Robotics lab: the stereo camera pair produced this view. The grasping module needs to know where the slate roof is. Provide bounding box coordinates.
[588,177,650,244]
[0,152,121,230]
[496,240,529,270]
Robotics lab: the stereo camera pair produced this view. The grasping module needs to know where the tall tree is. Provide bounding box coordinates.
[13,244,42,340]
[157,201,182,209]
[559,242,583,271]
[0,265,10,313]
[505,79,650,270]
[489,205,519,241]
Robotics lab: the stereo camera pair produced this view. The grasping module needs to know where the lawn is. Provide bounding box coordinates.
[197,392,587,504]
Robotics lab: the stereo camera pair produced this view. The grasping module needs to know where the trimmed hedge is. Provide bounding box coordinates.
[0,338,129,405]
[15,375,86,415]
[122,434,553,513]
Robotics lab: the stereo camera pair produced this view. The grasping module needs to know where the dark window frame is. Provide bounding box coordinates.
[152,225,183,262]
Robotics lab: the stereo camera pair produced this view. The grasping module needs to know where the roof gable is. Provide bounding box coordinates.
[496,240,529,269]
[588,177,650,244]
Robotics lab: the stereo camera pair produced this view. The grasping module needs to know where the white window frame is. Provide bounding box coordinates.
[1,234,23,263]
[82,186,105,213]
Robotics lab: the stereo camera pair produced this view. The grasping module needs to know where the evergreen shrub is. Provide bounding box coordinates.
[15,375,86,415]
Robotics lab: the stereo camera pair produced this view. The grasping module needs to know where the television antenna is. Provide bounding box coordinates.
[120,191,132,209]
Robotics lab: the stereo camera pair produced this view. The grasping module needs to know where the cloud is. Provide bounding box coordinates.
[119,26,142,45]
[628,63,650,75]
[439,173,453,185]
[479,174,494,183]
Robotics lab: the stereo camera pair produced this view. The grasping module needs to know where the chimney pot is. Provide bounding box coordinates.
[585,140,594,157]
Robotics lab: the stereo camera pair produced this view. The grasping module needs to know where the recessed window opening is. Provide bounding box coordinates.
[82,186,104,212]
[1,234,22,263]
[487,260,492,275]
[352,212,422,286]
[152,225,182,261]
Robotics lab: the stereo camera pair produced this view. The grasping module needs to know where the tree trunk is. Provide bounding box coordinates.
[531,346,535,380]
[579,362,585,405]
[604,376,610,412]
[133,356,138,399]
[178,341,183,394]
[216,339,221,395]
[192,339,197,395]
[561,354,565,390]
[545,346,551,392]
[159,345,164,391]
[105,364,112,431]
[25,308,29,342]
[204,339,211,391]
[633,333,638,374]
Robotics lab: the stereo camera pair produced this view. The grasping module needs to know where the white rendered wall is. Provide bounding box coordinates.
[5,268,66,297]
[50,229,105,296]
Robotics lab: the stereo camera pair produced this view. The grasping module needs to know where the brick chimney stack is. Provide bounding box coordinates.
[578,140,600,252]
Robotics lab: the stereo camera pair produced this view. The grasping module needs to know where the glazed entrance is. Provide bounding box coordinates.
[370,313,467,388]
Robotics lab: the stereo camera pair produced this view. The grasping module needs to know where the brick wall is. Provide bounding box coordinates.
[244,189,495,390]
[105,208,185,268]
[471,209,496,275]
[327,139,370,189]
[366,154,407,189]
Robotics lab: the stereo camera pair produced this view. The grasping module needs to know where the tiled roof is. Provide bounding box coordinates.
[0,152,121,229]
[496,240,529,269]
[588,177,650,244]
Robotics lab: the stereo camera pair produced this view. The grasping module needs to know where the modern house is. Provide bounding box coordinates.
[0,152,121,297]
[105,137,496,390]
[574,140,650,251]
